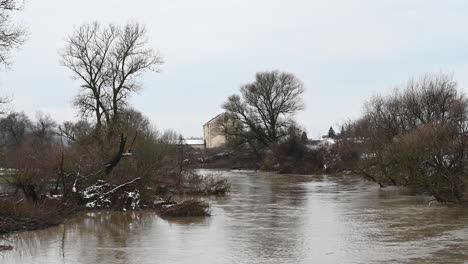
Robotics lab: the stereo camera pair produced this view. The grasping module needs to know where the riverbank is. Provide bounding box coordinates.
[0,179,220,240]
[0,201,210,236]
[0,170,229,237]
[0,199,210,253]
[0,212,68,235]
[0,199,78,251]
[0,197,79,236]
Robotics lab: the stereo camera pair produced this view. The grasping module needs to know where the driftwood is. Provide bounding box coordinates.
[104,177,141,196]
[80,177,142,210]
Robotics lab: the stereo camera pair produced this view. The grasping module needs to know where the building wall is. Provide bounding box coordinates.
[203,114,227,148]
[188,144,205,150]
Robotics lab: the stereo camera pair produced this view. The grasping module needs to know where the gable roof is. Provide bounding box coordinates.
[203,113,224,126]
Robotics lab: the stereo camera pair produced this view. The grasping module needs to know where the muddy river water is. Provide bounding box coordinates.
[1,170,467,264]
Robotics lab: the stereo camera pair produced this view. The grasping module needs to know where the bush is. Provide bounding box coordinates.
[273,128,325,174]
[0,196,73,219]
[0,196,77,234]
[336,73,468,203]
[184,172,231,195]
[158,200,210,217]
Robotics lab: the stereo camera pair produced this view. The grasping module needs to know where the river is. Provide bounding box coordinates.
[1,170,467,264]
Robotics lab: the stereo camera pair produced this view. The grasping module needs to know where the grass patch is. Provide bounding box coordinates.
[0,176,15,184]
[0,196,78,234]
[0,168,18,184]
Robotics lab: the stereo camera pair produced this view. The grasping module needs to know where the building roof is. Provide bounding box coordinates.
[203,113,224,126]
[168,139,205,145]
[184,139,205,145]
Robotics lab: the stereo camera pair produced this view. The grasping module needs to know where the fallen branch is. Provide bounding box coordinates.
[104,177,141,196]
[81,177,142,210]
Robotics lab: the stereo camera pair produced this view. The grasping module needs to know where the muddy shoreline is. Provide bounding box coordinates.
[0,209,76,251]
[0,198,210,250]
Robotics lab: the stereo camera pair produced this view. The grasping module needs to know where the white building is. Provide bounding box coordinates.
[183,138,205,150]
[203,113,229,149]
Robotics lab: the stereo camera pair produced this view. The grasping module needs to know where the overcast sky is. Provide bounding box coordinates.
[1,0,468,139]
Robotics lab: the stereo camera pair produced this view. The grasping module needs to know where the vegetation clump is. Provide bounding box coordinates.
[0,196,77,234]
[158,200,210,218]
[331,73,468,203]
[184,172,231,195]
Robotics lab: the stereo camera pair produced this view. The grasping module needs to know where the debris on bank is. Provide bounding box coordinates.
[79,179,211,217]
[79,178,141,211]
[0,173,223,236]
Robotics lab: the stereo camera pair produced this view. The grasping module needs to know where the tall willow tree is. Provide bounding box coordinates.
[60,21,163,175]
[222,70,305,157]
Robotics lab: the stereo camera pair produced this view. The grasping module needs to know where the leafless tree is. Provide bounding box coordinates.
[0,111,30,146]
[60,21,163,176]
[60,21,163,128]
[222,70,305,155]
[339,73,468,202]
[31,112,57,140]
[364,74,461,138]
[0,96,10,115]
[58,120,92,143]
[0,0,27,110]
[0,0,27,66]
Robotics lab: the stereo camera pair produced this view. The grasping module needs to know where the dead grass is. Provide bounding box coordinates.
[0,196,69,218]
[185,172,231,195]
[0,196,78,234]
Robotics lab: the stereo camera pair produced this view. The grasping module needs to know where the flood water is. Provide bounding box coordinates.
[1,170,467,264]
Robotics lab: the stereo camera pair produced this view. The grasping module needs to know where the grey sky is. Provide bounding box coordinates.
[1,0,468,139]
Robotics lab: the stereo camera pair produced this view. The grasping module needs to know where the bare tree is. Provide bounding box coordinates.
[0,0,27,110]
[339,73,468,202]
[0,111,30,146]
[0,96,10,115]
[60,21,163,128]
[31,112,57,140]
[0,0,27,66]
[60,21,163,176]
[222,70,305,155]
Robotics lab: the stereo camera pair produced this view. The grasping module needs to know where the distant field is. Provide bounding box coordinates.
[0,169,17,184]
[0,176,14,184]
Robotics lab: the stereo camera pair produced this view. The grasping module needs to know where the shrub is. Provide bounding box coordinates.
[158,200,210,217]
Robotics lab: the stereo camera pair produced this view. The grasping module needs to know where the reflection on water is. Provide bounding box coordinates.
[1,171,467,264]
